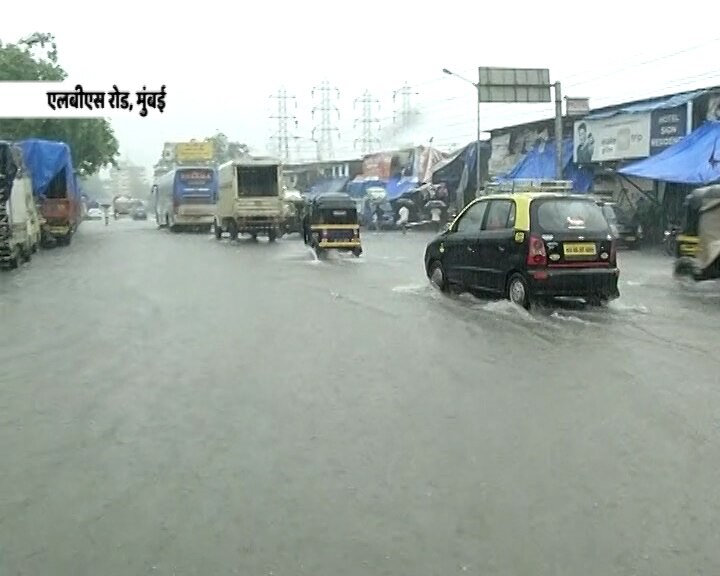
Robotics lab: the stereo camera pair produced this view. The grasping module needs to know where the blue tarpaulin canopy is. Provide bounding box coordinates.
[385,176,419,200]
[346,178,385,198]
[498,139,593,192]
[618,121,720,185]
[19,139,77,199]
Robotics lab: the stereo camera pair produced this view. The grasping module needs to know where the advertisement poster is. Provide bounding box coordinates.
[573,112,651,163]
[488,126,550,176]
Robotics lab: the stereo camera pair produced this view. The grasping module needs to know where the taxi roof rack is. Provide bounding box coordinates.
[485,179,574,194]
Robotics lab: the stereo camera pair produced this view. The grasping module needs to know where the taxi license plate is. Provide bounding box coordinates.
[564,242,596,256]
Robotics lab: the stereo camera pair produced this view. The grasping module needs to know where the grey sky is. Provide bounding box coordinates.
[1,0,719,172]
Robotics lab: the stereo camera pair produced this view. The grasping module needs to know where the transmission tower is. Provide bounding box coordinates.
[392,82,419,127]
[353,90,381,155]
[311,80,340,161]
[269,87,298,162]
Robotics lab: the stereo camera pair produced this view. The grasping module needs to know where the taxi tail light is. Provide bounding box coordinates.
[527,234,547,266]
[610,240,617,265]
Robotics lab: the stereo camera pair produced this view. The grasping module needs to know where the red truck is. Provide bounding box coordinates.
[19,139,81,246]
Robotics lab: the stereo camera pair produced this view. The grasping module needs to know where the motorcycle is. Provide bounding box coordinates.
[663,226,679,256]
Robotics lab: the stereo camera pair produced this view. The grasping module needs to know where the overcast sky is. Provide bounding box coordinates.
[2,0,719,173]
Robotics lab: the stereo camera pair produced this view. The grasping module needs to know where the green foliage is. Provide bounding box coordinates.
[152,132,250,175]
[0,33,119,176]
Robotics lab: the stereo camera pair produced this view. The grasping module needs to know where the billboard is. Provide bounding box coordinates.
[649,105,688,155]
[573,112,651,163]
[160,141,215,164]
[175,141,214,163]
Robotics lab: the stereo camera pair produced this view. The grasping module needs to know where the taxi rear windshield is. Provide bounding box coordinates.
[533,199,609,234]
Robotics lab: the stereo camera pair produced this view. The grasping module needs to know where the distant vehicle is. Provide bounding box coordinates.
[131,204,147,220]
[86,207,104,220]
[214,157,283,241]
[424,191,620,309]
[154,167,218,232]
[601,201,642,248]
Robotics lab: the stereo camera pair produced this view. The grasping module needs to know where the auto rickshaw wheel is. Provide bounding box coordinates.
[214,221,222,239]
[674,256,696,278]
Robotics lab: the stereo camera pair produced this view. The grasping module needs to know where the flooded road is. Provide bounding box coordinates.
[1,220,719,576]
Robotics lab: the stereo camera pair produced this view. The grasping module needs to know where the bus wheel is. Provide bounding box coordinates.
[268,229,277,242]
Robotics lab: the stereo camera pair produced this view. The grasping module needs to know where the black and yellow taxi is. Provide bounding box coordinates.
[424,191,620,308]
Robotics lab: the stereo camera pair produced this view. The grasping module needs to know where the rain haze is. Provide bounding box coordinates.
[3,1,720,575]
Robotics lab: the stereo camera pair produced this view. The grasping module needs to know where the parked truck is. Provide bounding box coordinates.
[19,139,81,247]
[214,157,283,241]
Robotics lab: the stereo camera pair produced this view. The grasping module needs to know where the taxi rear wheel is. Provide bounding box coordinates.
[507,273,530,309]
[428,260,448,292]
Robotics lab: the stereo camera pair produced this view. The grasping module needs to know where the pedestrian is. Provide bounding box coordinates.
[397,204,410,234]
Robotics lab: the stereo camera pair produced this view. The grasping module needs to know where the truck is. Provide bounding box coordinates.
[214,157,283,241]
[19,139,81,247]
[0,142,42,269]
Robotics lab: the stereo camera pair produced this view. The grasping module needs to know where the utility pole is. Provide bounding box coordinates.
[353,90,381,155]
[392,82,419,128]
[269,87,298,163]
[311,80,341,161]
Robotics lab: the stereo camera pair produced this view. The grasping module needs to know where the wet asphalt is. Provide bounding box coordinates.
[1,219,719,576]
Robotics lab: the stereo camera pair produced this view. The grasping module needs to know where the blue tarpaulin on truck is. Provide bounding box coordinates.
[18,139,77,199]
[618,121,720,185]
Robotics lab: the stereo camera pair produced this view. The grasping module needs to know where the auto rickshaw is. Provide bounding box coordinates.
[674,184,720,281]
[675,186,720,258]
[302,192,362,258]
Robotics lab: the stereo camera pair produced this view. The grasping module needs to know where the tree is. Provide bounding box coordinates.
[0,33,119,176]
[152,132,250,175]
[204,132,250,163]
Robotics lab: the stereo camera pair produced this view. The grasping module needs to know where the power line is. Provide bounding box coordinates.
[269,87,298,162]
[311,80,341,161]
[353,90,381,155]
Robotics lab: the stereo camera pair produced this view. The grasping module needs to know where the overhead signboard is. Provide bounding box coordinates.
[477,67,551,103]
[573,112,651,163]
[175,141,214,163]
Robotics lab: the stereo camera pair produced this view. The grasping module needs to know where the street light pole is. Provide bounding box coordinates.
[443,68,482,213]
